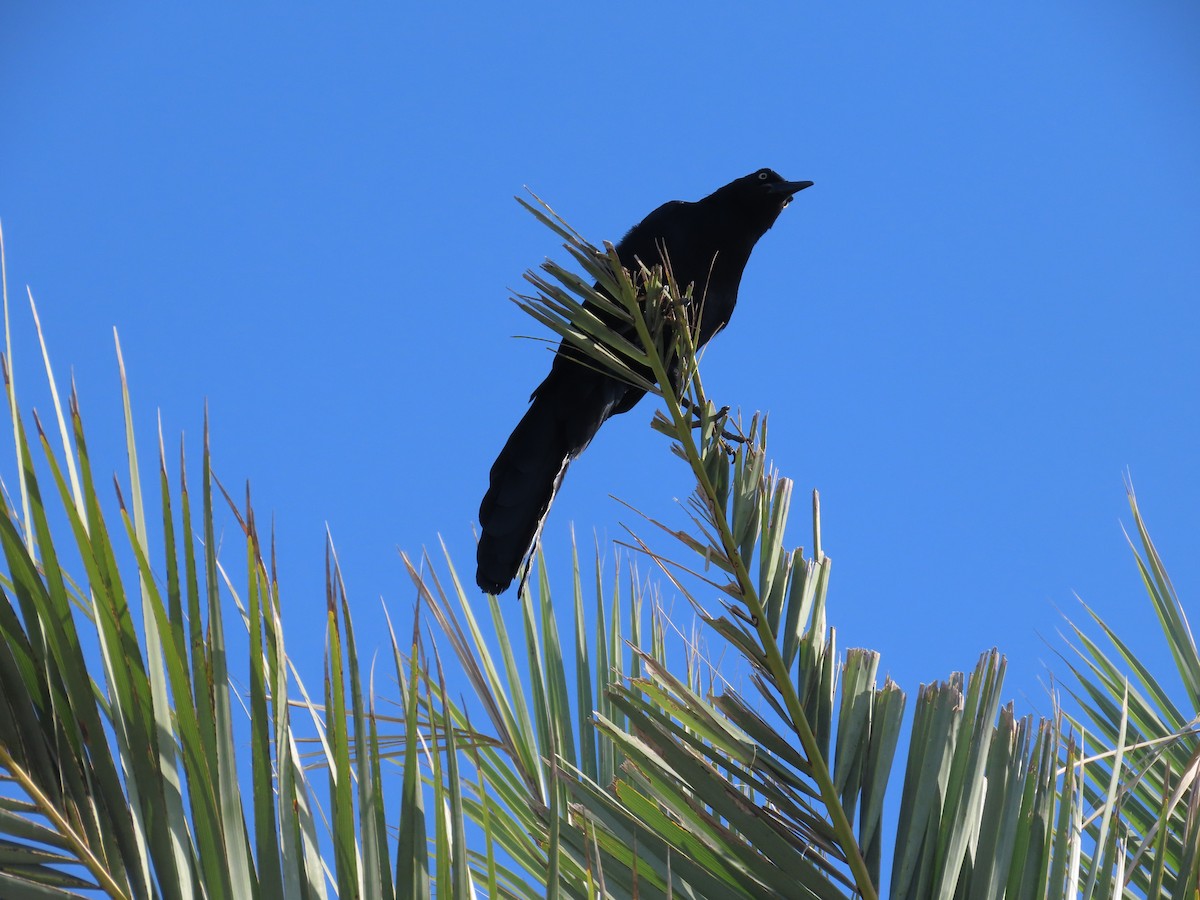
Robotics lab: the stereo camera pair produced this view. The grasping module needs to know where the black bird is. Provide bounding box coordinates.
[476,168,813,594]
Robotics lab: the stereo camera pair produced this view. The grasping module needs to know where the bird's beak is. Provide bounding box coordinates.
[768,179,814,198]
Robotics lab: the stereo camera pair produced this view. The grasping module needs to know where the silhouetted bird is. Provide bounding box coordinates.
[476,169,813,594]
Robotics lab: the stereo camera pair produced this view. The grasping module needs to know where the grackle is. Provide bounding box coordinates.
[476,169,813,594]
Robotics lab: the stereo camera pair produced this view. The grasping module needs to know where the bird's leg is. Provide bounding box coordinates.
[678,397,748,445]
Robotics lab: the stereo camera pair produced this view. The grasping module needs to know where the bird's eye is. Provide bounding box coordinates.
[757,171,769,180]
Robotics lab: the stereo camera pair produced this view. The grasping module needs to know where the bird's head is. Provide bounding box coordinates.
[710,168,814,231]
[745,168,814,208]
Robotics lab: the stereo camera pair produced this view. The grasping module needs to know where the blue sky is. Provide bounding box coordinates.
[2,0,1198,858]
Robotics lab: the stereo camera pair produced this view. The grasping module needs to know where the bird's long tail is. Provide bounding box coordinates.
[476,391,577,594]
[476,364,630,594]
